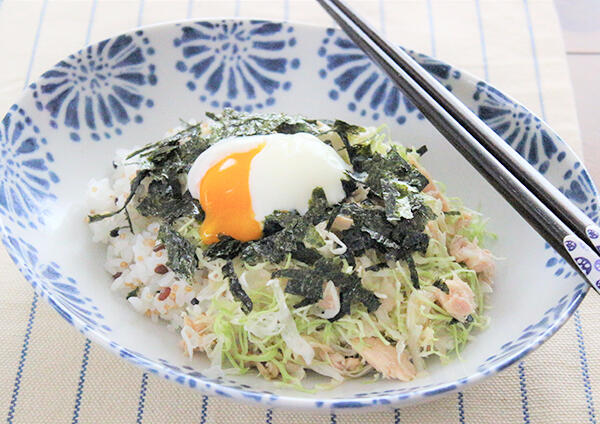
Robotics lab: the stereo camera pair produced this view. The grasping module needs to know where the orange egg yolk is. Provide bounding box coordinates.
[198,143,265,244]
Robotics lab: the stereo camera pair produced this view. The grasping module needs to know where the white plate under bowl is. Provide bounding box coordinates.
[1,19,597,411]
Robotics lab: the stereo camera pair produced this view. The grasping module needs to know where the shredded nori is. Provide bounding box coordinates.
[304,187,331,225]
[327,120,364,164]
[240,188,329,265]
[325,204,343,232]
[365,263,387,272]
[206,109,322,140]
[331,280,381,321]
[88,169,150,222]
[222,261,253,313]
[109,227,124,238]
[291,245,322,265]
[415,145,428,156]
[136,177,202,223]
[432,279,449,294]
[352,146,429,197]
[91,109,438,320]
[340,203,430,261]
[204,235,245,260]
[381,178,413,222]
[157,224,198,278]
[405,256,420,289]
[272,257,380,321]
[450,315,474,325]
[341,178,358,198]
[124,208,134,234]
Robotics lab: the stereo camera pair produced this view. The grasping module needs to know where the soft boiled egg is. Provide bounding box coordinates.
[187,132,350,244]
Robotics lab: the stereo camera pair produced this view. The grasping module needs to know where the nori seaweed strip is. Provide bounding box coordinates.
[330,120,363,164]
[241,188,332,265]
[283,279,323,301]
[325,204,342,231]
[207,109,321,139]
[88,169,150,222]
[109,226,129,238]
[274,121,320,134]
[272,266,324,302]
[355,286,381,312]
[339,226,374,257]
[415,145,428,156]
[399,232,430,255]
[432,279,449,293]
[273,257,379,317]
[304,225,325,248]
[450,315,474,325]
[405,255,420,289]
[361,227,403,251]
[157,224,198,279]
[304,187,330,225]
[291,245,321,265]
[381,179,411,222]
[124,208,134,234]
[340,250,356,268]
[205,235,245,260]
[328,274,379,321]
[222,261,253,313]
[126,288,139,299]
[365,263,387,272]
[341,178,358,198]
[293,298,315,309]
[136,177,202,223]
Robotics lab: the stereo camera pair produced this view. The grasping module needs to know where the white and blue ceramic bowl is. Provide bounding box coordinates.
[1,19,596,410]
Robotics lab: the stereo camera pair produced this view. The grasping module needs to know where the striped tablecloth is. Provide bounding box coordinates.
[1,1,599,423]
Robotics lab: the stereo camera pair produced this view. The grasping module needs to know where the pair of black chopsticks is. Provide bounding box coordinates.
[318,0,600,293]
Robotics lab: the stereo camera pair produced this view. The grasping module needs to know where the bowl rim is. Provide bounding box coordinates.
[1,17,593,410]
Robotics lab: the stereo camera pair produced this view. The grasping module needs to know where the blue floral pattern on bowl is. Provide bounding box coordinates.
[30,31,157,142]
[0,20,596,410]
[173,20,300,112]
[0,105,59,229]
[317,28,460,124]
[2,227,110,333]
[472,82,562,174]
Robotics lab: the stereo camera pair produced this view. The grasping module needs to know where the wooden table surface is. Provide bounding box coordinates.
[555,0,600,184]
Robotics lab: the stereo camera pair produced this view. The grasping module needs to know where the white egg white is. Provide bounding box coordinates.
[186,133,350,221]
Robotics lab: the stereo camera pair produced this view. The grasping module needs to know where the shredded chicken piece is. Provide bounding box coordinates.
[351,337,416,381]
[344,357,362,371]
[432,277,476,321]
[454,212,473,232]
[256,362,279,379]
[408,157,449,211]
[331,215,354,232]
[314,280,340,319]
[327,352,363,372]
[426,221,446,246]
[184,313,213,334]
[310,340,334,356]
[285,362,302,374]
[449,235,495,281]
[311,340,362,373]
[349,186,369,202]
[374,279,397,313]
